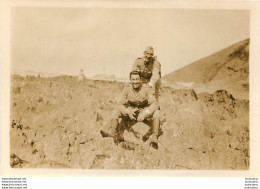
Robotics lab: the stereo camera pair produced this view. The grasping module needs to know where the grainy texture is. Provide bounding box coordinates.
[10,39,249,169]
[10,77,249,169]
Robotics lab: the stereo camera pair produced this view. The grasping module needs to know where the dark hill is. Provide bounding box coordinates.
[162,39,249,99]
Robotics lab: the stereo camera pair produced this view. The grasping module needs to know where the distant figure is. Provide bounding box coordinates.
[100,71,160,149]
[77,69,85,83]
[132,46,161,101]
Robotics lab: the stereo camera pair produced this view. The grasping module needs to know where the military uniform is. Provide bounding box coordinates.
[132,57,161,101]
[115,83,159,116]
[110,83,160,149]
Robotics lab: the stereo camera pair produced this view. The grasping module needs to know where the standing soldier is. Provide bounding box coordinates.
[77,69,85,83]
[100,71,160,149]
[132,46,161,101]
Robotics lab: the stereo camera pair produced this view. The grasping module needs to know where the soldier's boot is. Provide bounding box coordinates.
[100,119,115,138]
[111,119,124,145]
[100,119,124,144]
[150,118,160,150]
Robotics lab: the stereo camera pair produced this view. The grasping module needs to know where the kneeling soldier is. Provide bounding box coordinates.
[101,71,160,149]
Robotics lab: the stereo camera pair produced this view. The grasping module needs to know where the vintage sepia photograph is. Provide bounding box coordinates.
[9,7,250,170]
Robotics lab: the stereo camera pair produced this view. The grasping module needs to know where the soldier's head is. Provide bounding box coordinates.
[143,46,154,61]
[129,71,142,89]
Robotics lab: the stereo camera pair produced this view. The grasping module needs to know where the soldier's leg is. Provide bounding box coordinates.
[101,109,121,138]
[110,110,121,135]
[142,119,153,142]
[150,110,160,149]
[111,109,126,144]
[154,79,161,101]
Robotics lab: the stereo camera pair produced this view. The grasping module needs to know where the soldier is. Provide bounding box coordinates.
[77,69,85,83]
[132,46,161,101]
[100,71,160,149]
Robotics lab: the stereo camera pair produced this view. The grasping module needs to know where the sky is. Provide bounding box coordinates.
[11,8,250,78]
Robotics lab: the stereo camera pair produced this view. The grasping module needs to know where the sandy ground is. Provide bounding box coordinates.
[10,75,249,169]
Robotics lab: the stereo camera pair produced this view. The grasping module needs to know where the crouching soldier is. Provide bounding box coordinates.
[101,71,160,149]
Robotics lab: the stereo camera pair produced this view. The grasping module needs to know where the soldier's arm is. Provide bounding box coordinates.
[149,60,161,86]
[143,87,159,115]
[116,85,130,115]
